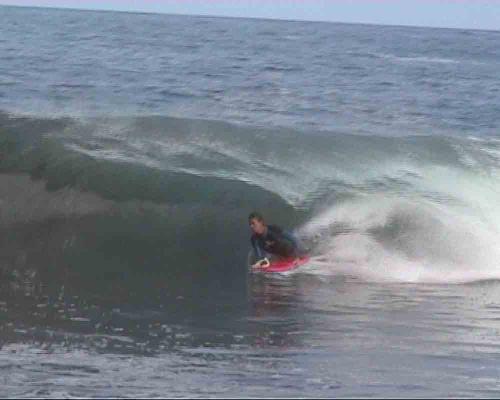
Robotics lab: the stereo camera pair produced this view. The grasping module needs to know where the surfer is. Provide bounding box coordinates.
[248,211,301,269]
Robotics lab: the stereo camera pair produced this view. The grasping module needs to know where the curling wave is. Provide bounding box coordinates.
[1,110,500,285]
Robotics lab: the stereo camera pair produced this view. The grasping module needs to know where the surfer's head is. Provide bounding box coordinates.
[249,211,266,235]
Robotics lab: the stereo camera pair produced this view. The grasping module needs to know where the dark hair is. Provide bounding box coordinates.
[248,211,264,222]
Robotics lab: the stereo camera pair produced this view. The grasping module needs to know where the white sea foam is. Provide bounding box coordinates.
[298,164,500,284]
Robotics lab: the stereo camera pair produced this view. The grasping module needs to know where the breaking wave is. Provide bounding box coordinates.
[1,110,500,285]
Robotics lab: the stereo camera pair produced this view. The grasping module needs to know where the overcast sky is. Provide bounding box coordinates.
[1,0,499,31]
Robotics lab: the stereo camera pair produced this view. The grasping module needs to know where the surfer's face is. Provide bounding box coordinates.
[249,218,266,235]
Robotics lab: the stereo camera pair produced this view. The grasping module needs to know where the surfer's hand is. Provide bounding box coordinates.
[252,258,270,269]
[251,262,260,270]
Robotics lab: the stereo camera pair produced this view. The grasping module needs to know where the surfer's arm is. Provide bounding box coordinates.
[281,230,301,256]
[251,235,266,261]
[250,237,270,269]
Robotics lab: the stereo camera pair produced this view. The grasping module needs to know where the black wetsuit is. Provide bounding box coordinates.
[251,225,299,261]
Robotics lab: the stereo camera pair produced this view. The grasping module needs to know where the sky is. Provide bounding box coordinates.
[1,0,500,31]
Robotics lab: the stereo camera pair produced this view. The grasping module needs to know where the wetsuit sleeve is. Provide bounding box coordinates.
[251,235,265,260]
[281,230,299,250]
[268,226,299,257]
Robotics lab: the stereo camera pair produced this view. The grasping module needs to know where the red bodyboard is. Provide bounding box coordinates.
[254,255,310,273]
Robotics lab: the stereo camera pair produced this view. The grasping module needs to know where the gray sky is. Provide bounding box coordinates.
[1,0,500,31]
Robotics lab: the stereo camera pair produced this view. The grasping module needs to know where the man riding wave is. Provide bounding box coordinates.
[248,211,303,269]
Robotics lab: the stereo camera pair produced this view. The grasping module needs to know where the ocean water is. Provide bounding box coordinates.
[1,5,500,398]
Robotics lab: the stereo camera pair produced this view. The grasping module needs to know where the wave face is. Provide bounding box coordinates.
[2,111,500,285]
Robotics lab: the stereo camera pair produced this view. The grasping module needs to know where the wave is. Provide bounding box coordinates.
[301,194,500,283]
[351,52,463,65]
[386,55,461,64]
[1,110,500,286]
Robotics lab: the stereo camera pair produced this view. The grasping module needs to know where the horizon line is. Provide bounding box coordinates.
[1,3,499,33]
